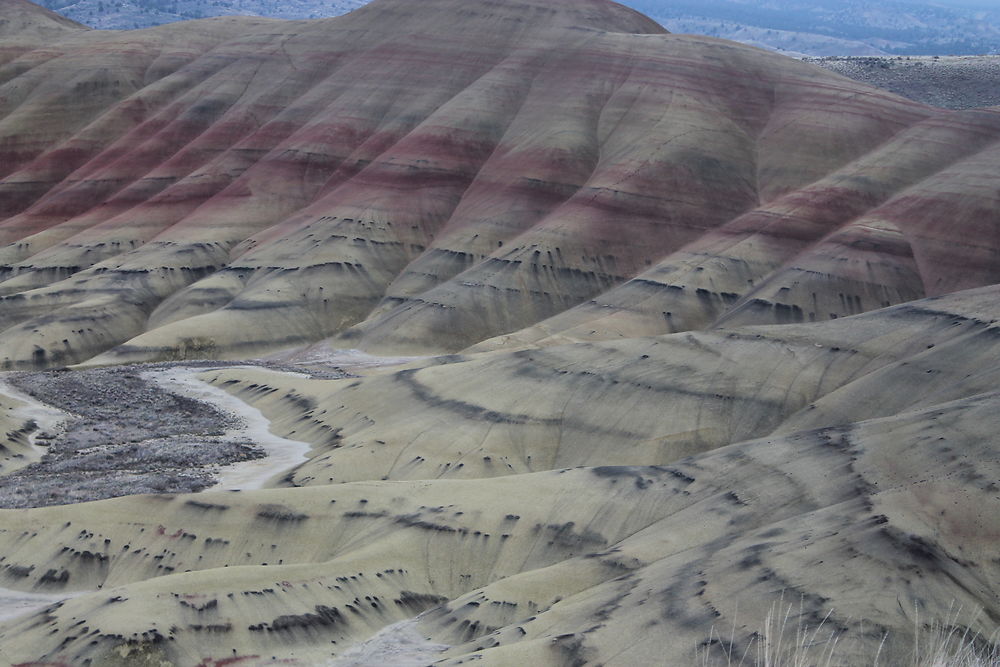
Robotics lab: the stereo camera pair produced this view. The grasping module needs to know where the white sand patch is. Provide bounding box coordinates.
[0,587,84,623]
[268,345,426,372]
[144,367,312,491]
[328,620,450,666]
[299,348,426,369]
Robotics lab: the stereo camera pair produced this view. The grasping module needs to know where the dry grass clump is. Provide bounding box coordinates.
[701,599,998,667]
[913,607,1000,667]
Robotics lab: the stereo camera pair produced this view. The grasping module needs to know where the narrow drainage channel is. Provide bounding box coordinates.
[144,366,312,491]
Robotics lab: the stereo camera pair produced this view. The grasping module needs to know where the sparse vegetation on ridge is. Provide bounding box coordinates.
[701,601,1000,667]
[807,55,1000,109]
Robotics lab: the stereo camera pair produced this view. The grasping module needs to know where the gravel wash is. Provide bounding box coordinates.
[0,361,339,508]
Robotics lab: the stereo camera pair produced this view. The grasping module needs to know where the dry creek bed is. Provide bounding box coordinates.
[0,361,347,509]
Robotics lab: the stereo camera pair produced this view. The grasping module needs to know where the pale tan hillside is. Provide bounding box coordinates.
[0,388,42,474]
[0,286,997,664]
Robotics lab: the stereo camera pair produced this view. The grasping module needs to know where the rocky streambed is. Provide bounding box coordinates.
[0,361,346,509]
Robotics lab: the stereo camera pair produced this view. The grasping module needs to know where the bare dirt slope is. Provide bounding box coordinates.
[1,289,999,665]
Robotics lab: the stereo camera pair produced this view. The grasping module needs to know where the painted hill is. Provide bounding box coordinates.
[0,0,87,35]
[0,0,980,369]
[1,0,999,369]
[0,0,87,53]
[0,0,998,665]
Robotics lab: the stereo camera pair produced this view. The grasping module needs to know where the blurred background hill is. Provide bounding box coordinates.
[36,0,1000,56]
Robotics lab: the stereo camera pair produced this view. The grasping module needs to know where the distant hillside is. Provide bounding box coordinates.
[810,55,1000,109]
[631,0,1000,56]
[36,0,1000,55]
[37,0,364,29]
[657,17,889,57]
[0,0,87,38]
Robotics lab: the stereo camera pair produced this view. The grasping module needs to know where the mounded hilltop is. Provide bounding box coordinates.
[0,0,88,39]
[0,1,998,665]
[6,0,998,368]
[0,0,89,67]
